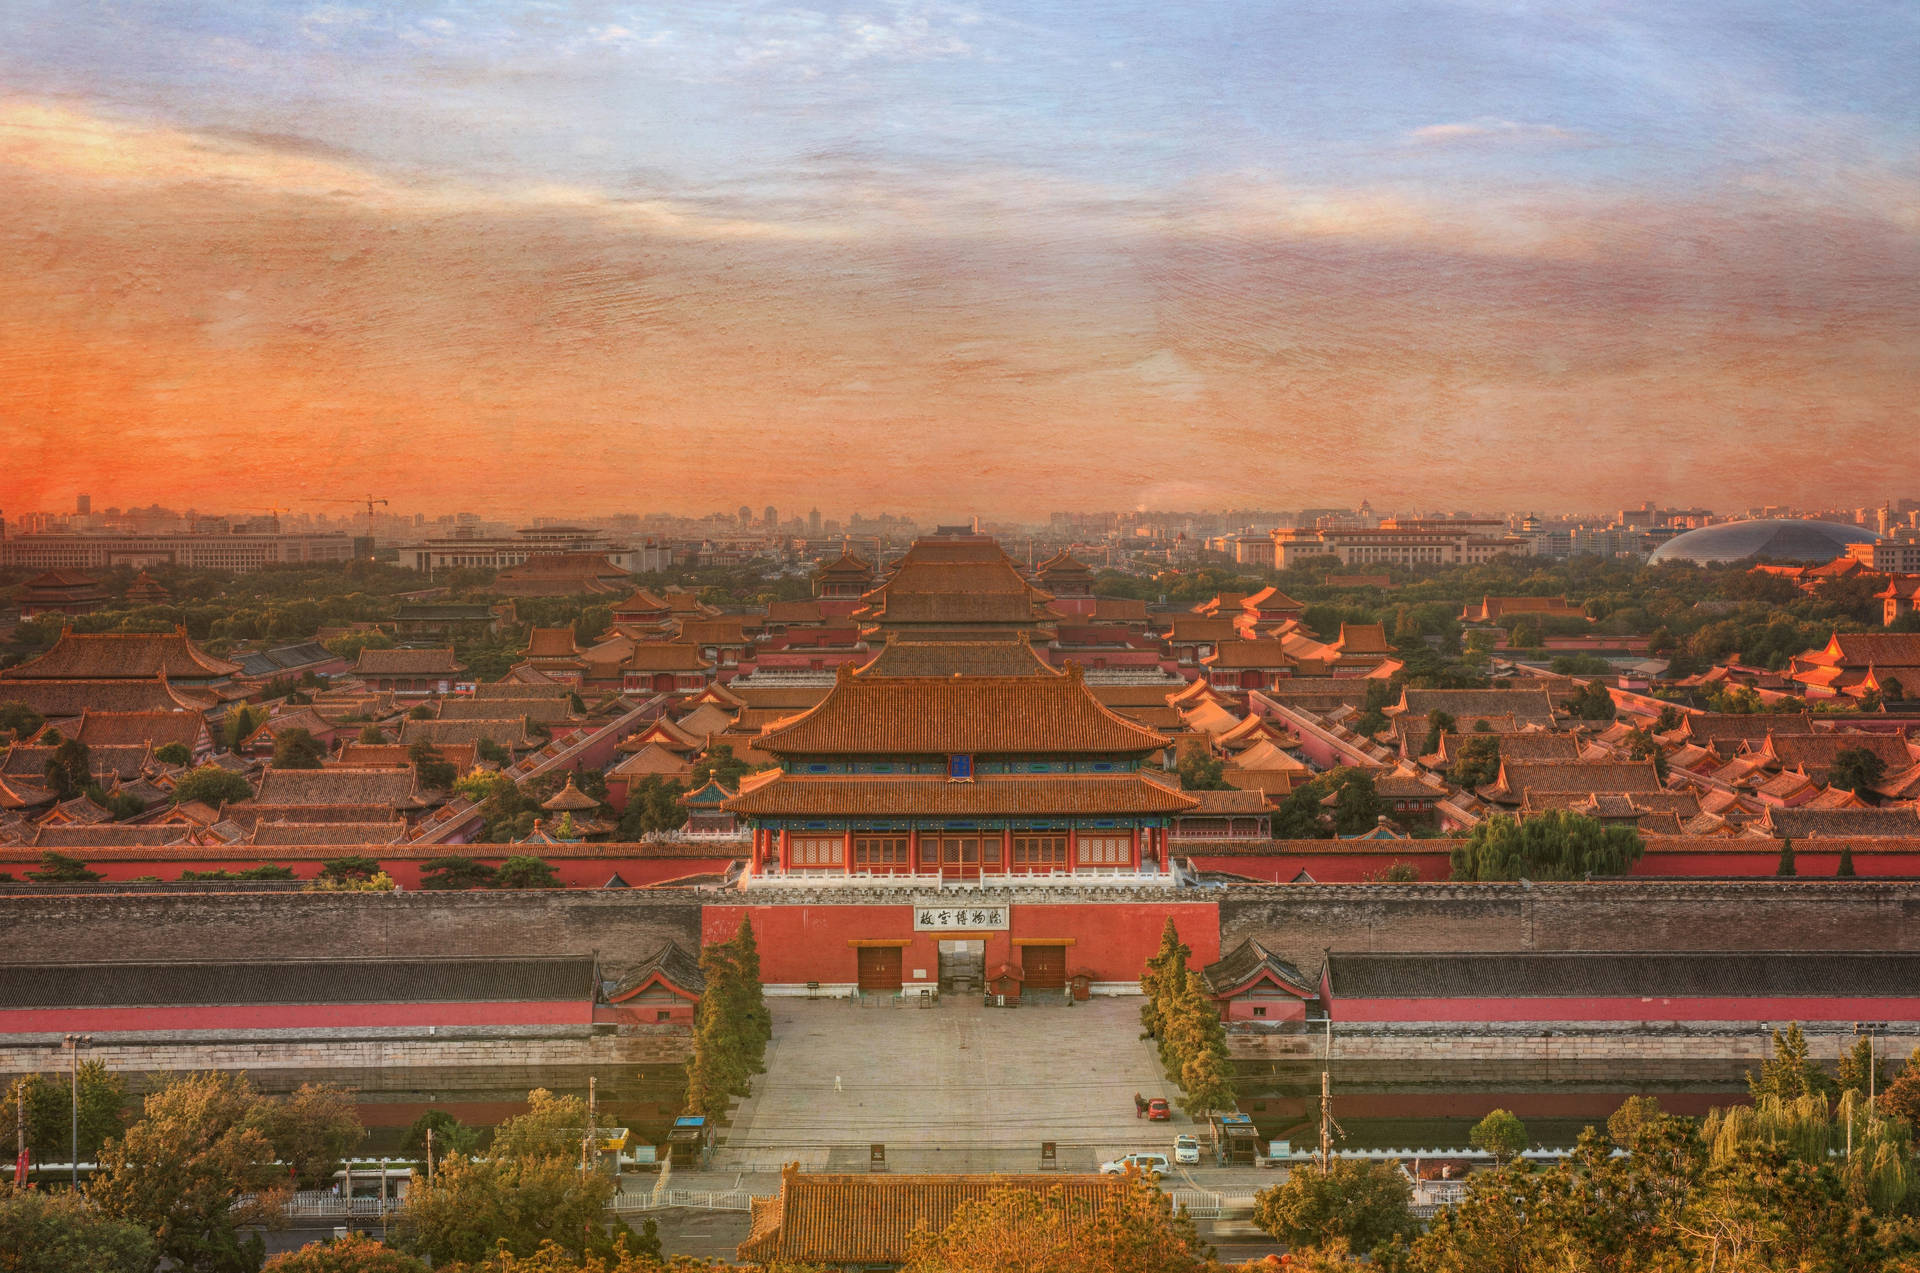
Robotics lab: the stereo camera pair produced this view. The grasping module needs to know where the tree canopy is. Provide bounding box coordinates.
[1449,811,1644,881]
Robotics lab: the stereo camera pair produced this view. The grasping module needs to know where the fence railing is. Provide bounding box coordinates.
[1167,1187,1224,1219]
[620,1188,752,1213]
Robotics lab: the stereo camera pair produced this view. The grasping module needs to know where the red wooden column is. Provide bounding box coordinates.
[1130,826,1140,871]
[909,828,921,875]
[843,829,854,875]
[1066,826,1078,874]
[778,828,791,872]
[1001,827,1013,877]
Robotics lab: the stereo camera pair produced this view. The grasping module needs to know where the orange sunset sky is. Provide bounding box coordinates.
[2,2,1917,520]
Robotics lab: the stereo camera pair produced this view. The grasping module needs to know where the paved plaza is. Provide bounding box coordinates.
[717,994,1195,1173]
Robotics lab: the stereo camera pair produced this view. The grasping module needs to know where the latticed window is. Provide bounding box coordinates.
[1012,834,1067,867]
[853,835,909,867]
[790,835,843,867]
[1076,834,1131,866]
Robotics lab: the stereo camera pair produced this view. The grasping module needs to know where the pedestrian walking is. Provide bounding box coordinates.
[1134,1092,1146,1118]
[834,1075,843,1092]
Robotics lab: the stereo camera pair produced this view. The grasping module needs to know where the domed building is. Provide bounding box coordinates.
[1650,519,1879,566]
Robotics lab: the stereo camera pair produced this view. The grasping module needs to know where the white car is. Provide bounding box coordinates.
[1173,1134,1200,1165]
[1100,1152,1170,1179]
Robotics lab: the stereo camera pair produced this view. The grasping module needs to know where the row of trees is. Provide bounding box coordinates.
[1139,920,1238,1117]
[683,920,771,1117]
[0,1076,663,1273]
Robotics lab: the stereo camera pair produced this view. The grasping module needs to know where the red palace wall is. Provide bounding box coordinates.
[1333,996,1920,1024]
[0,1000,593,1033]
[703,899,1221,988]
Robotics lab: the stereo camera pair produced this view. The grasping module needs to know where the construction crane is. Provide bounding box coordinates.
[309,495,391,539]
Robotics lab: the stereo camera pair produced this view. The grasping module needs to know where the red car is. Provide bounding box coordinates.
[1145,1098,1171,1121]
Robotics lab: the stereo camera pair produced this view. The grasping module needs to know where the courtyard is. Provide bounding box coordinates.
[717,994,1192,1173]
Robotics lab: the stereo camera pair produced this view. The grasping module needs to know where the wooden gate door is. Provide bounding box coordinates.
[1021,944,1067,990]
[856,946,903,992]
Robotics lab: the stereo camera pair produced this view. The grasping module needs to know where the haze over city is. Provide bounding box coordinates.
[5,1,1919,518]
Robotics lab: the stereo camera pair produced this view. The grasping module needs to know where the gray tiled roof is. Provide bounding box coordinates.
[1326,951,1920,1000]
[0,955,599,1008]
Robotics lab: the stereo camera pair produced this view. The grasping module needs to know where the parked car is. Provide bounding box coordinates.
[1145,1098,1171,1121]
[1100,1152,1170,1179]
[1173,1134,1200,1165]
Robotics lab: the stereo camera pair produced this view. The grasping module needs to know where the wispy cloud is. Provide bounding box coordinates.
[1408,119,1578,145]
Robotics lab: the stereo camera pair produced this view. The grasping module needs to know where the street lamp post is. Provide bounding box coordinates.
[65,1034,90,1189]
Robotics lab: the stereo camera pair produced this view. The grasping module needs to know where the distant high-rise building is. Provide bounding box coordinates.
[739,505,754,527]
[764,505,777,529]
[809,508,822,535]
[76,494,91,516]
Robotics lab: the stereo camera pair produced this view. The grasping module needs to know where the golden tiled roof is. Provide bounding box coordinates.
[755,667,1171,756]
[738,1169,1127,1267]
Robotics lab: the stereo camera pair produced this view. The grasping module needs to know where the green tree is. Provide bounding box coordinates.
[420,855,498,890]
[1176,741,1228,791]
[688,743,754,789]
[1829,746,1888,795]
[1178,1033,1238,1120]
[723,916,772,1056]
[87,1071,279,1273]
[487,1088,591,1162]
[0,1189,156,1273]
[221,704,266,752]
[247,1082,364,1189]
[1326,768,1382,836]
[409,740,457,791]
[1,1060,126,1161]
[1448,734,1502,788]
[493,856,560,889]
[1420,710,1456,757]
[1878,1051,1920,1130]
[1605,1094,1665,1145]
[687,936,752,1113]
[44,738,94,801]
[1160,971,1234,1117]
[1449,811,1643,881]
[476,737,512,767]
[1569,681,1617,720]
[1836,1036,1881,1099]
[388,1149,623,1265]
[154,741,193,766]
[1252,1156,1415,1255]
[262,1234,430,1272]
[1655,705,1684,732]
[1837,844,1856,877]
[0,699,46,742]
[171,765,255,808]
[1748,1022,1834,1102]
[318,855,382,883]
[272,727,327,769]
[1469,1108,1528,1163]
[616,775,686,838]
[408,704,434,721]
[1777,837,1797,877]
[398,1109,484,1167]
[1139,917,1191,1041]
[357,723,387,744]
[26,850,104,883]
